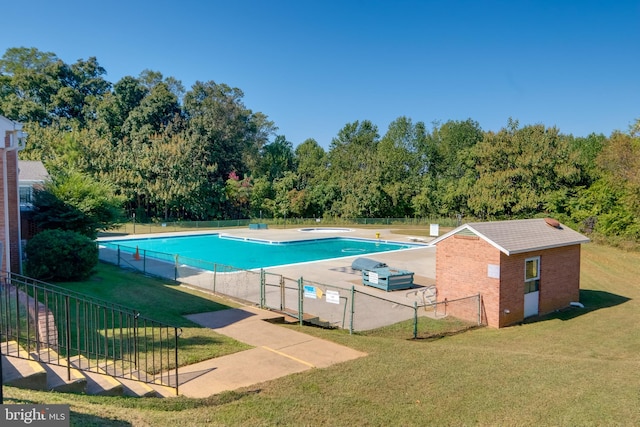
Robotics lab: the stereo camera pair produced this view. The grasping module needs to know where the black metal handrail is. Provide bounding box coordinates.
[0,271,180,395]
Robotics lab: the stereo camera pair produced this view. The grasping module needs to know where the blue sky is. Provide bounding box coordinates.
[3,0,639,148]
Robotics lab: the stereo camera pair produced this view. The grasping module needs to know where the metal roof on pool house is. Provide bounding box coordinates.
[429,218,590,255]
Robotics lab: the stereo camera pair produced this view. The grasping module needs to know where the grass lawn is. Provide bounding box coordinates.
[55,263,252,366]
[4,242,640,426]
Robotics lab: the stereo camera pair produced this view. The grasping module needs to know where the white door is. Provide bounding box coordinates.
[524,291,539,317]
[524,257,540,318]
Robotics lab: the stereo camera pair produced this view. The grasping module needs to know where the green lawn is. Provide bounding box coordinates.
[56,263,252,366]
[4,242,640,426]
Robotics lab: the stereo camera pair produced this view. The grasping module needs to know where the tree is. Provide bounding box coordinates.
[225,171,253,219]
[249,176,275,218]
[295,138,327,187]
[96,76,148,141]
[569,132,606,184]
[255,135,294,181]
[328,120,382,217]
[377,117,429,216]
[183,80,275,217]
[580,127,640,239]
[121,81,181,141]
[294,139,332,217]
[0,47,59,123]
[0,47,110,126]
[145,132,209,220]
[468,120,581,218]
[32,171,124,238]
[429,119,483,216]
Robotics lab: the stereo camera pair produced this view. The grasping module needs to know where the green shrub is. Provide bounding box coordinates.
[25,229,98,281]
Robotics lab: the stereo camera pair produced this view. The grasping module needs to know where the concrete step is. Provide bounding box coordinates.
[151,371,182,398]
[148,382,179,398]
[30,348,87,394]
[99,362,158,398]
[1,341,47,391]
[68,355,124,396]
[280,309,318,323]
[279,309,331,328]
[118,376,159,398]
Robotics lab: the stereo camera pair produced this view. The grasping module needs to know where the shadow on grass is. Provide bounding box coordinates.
[524,289,631,324]
[1,397,132,426]
[412,324,484,341]
[178,334,229,349]
[69,412,132,426]
[185,308,256,329]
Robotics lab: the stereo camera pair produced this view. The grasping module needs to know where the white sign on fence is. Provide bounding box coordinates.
[326,290,340,304]
[303,285,317,299]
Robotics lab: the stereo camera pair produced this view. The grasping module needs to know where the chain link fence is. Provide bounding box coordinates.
[99,244,483,339]
[106,216,464,235]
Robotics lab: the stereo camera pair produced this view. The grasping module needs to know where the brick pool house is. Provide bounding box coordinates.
[0,115,26,273]
[430,218,590,328]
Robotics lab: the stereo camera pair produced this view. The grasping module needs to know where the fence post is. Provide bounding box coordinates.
[349,286,355,335]
[143,249,147,274]
[133,312,139,369]
[174,255,179,281]
[413,301,418,339]
[260,269,265,308]
[213,264,217,293]
[65,295,71,381]
[298,277,303,326]
[477,293,482,325]
[174,327,180,396]
[117,246,121,266]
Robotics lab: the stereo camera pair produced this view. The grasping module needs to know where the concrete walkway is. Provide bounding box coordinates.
[176,306,366,398]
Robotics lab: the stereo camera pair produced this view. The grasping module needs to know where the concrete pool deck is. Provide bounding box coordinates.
[98,226,438,297]
[98,227,435,322]
[98,227,438,397]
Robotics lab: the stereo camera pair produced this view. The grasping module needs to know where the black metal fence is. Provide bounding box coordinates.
[0,271,180,394]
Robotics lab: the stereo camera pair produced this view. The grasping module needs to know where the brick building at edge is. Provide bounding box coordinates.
[431,218,590,328]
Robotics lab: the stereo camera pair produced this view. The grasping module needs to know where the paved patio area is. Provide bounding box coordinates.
[172,305,367,397]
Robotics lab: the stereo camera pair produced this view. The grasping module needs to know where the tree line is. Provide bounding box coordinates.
[1,47,638,243]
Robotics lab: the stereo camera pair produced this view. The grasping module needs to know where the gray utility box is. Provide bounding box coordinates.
[362,267,414,291]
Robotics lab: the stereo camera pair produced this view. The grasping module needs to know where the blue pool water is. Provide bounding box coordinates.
[101,234,420,270]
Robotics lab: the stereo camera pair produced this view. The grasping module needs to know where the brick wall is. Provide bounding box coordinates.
[498,251,525,327]
[6,147,21,272]
[1,130,22,272]
[435,235,500,327]
[499,246,581,326]
[0,132,8,271]
[436,235,583,328]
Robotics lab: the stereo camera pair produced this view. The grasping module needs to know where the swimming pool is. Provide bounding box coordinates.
[101,234,421,270]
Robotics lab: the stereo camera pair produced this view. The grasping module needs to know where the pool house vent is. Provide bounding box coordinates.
[544,218,562,229]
